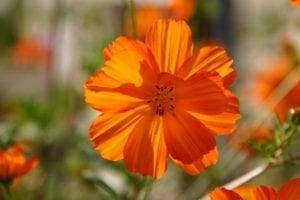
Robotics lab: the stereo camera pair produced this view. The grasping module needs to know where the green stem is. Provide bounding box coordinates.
[129,0,137,38]
[143,178,154,200]
[2,182,12,200]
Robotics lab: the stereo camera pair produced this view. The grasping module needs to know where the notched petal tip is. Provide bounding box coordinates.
[124,114,168,179]
[21,156,40,176]
[145,18,193,74]
[89,106,150,162]
[210,188,243,200]
[173,147,218,176]
[163,110,216,164]
[176,45,235,88]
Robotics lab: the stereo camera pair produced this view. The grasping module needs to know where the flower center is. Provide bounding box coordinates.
[147,85,175,116]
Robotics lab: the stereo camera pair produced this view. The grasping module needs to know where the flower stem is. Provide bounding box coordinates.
[143,178,154,200]
[222,163,269,190]
[1,182,12,200]
[129,0,137,38]
[199,153,300,200]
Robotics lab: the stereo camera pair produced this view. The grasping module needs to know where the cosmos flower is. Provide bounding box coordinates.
[11,37,51,67]
[209,178,300,200]
[252,57,300,122]
[124,5,166,39]
[85,19,240,178]
[291,0,300,5]
[125,0,198,39]
[168,0,197,21]
[210,187,244,200]
[0,144,39,184]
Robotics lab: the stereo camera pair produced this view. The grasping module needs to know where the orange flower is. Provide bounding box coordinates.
[209,178,300,200]
[234,185,257,200]
[253,57,300,122]
[210,188,243,200]
[85,19,240,178]
[0,144,39,184]
[124,5,166,40]
[11,37,51,66]
[168,0,197,20]
[125,1,197,39]
[291,0,300,5]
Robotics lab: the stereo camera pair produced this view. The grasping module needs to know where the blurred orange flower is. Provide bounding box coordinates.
[124,6,166,39]
[0,144,39,183]
[253,57,300,122]
[168,0,197,20]
[85,19,240,178]
[125,1,198,39]
[11,37,52,67]
[291,0,300,5]
[209,178,300,200]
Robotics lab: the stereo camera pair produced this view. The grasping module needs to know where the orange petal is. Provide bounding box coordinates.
[168,0,197,20]
[188,90,240,135]
[6,145,26,177]
[89,105,150,161]
[174,71,228,114]
[163,109,216,164]
[277,178,300,200]
[85,70,152,99]
[19,157,39,176]
[85,50,157,112]
[173,147,218,175]
[104,36,159,73]
[210,188,243,200]
[0,151,10,179]
[252,186,277,200]
[88,50,157,90]
[85,89,148,113]
[233,185,255,200]
[176,45,235,87]
[291,0,300,5]
[123,112,168,179]
[145,19,193,74]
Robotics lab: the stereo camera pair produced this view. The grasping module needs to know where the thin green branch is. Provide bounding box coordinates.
[1,182,12,200]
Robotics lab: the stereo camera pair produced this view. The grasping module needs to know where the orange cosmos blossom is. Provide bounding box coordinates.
[85,19,240,178]
[253,57,300,122]
[124,5,166,39]
[11,37,51,67]
[291,0,300,5]
[168,0,197,21]
[125,1,197,39]
[209,178,300,200]
[0,144,39,183]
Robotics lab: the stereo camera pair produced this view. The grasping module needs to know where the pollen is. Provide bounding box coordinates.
[147,85,175,116]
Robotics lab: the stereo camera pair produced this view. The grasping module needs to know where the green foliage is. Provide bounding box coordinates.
[0,0,22,56]
[82,50,104,75]
[16,87,76,128]
[248,138,277,158]
[249,109,300,161]
[258,10,285,36]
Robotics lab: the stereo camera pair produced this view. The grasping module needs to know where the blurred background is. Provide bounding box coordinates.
[0,0,300,199]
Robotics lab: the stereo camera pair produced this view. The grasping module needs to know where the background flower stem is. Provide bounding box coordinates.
[2,183,12,200]
[142,178,154,200]
[129,0,137,38]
